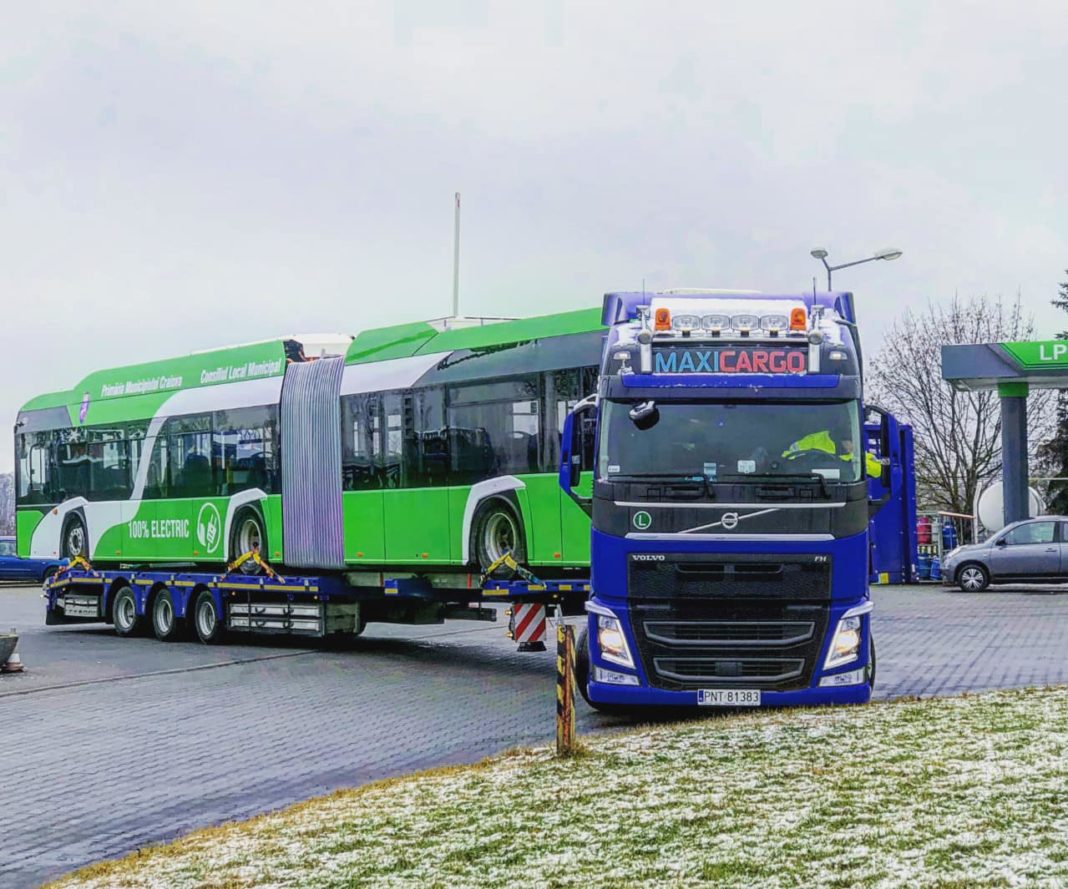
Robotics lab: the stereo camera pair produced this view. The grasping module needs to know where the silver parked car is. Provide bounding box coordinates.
[942,517,1068,592]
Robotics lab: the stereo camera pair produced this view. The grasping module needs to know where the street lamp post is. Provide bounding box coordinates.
[810,247,902,290]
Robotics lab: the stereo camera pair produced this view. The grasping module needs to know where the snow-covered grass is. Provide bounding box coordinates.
[49,687,1068,889]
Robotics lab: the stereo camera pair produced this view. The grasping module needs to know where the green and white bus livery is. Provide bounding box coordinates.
[16,310,603,575]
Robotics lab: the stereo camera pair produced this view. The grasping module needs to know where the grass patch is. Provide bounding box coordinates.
[46,686,1068,889]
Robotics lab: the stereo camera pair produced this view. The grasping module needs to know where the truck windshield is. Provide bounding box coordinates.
[597,400,863,484]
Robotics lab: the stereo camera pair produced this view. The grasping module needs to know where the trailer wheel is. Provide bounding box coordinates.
[473,500,526,570]
[112,585,142,638]
[192,589,226,645]
[151,588,184,642]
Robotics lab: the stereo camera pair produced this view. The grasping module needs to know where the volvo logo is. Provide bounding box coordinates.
[720,511,740,530]
[631,554,666,561]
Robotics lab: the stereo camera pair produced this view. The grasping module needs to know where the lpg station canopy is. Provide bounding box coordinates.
[941,340,1068,527]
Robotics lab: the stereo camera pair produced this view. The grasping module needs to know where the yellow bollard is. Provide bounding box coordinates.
[556,622,576,756]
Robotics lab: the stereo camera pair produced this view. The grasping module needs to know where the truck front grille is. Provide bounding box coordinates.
[628,553,831,601]
[630,600,829,691]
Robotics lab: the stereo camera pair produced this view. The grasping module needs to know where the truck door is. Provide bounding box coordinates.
[989,520,1060,579]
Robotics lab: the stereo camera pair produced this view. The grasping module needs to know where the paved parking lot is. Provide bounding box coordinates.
[2,582,1068,888]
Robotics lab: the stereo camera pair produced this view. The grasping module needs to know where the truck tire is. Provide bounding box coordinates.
[957,563,989,592]
[576,626,593,706]
[62,515,89,560]
[192,589,226,645]
[867,635,877,690]
[473,500,526,570]
[151,589,184,642]
[111,585,142,638]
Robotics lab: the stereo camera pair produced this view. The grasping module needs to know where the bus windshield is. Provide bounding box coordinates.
[597,400,863,484]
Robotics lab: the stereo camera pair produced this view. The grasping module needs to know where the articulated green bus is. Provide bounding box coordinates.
[15,309,603,573]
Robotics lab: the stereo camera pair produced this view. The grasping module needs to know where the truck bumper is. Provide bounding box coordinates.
[587,678,872,708]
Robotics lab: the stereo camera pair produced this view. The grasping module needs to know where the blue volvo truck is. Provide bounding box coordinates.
[561,289,894,710]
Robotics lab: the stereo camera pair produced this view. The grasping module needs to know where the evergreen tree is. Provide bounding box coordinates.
[1039,272,1068,514]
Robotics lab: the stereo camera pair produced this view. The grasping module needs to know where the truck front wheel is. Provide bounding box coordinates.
[576,626,593,706]
[867,635,877,689]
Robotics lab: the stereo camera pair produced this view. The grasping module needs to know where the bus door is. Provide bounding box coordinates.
[381,389,452,564]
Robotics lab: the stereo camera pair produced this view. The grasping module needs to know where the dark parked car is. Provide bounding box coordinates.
[0,536,67,583]
[942,517,1068,591]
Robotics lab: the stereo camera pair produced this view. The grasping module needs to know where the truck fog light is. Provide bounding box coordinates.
[824,614,862,669]
[593,665,640,685]
[597,614,635,669]
[819,667,866,687]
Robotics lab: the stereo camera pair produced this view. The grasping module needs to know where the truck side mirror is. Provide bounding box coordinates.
[559,397,597,516]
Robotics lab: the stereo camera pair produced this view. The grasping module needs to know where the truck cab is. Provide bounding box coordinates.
[561,289,880,709]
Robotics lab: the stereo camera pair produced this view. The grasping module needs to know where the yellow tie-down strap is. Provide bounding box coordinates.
[225,550,282,581]
[479,550,542,589]
[49,555,97,586]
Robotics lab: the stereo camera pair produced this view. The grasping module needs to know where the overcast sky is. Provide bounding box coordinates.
[3,1,1067,470]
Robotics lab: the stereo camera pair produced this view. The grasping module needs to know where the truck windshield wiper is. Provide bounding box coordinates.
[607,473,704,482]
[720,472,831,498]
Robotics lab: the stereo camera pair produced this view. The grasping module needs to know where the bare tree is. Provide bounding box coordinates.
[867,295,1054,514]
[0,473,13,536]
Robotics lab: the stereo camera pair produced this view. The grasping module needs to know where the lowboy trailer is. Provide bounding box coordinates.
[44,558,589,651]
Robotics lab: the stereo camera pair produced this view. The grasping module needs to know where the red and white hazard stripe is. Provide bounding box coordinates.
[512,602,546,644]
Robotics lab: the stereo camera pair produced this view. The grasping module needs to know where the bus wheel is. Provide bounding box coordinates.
[112,585,142,638]
[473,500,526,569]
[192,589,226,645]
[151,589,184,642]
[230,509,267,562]
[62,515,89,560]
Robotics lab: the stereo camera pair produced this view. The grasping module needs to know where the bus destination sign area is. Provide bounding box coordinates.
[653,344,808,375]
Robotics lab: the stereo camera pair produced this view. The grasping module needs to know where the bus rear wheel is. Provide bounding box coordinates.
[192,589,226,645]
[62,516,88,560]
[230,509,267,565]
[473,500,526,570]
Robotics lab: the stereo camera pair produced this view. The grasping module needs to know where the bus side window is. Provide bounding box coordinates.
[382,393,403,489]
[144,435,169,500]
[341,394,382,491]
[169,431,213,499]
[213,406,278,496]
[88,430,131,501]
[408,387,448,487]
[23,436,57,504]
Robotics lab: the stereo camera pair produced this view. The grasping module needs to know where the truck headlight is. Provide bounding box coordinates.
[824,615,862,669]
[597,614,635,669]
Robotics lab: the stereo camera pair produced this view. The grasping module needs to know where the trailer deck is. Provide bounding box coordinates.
[44,559,590,648]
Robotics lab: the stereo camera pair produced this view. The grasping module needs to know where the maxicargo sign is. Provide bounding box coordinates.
[653,345,807,374]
